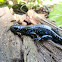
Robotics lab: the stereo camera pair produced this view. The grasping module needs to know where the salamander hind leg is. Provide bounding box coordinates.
[41,35,53,41]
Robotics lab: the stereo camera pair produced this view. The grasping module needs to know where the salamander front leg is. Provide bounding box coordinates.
[41,35,53,40]
[29,32,41,41]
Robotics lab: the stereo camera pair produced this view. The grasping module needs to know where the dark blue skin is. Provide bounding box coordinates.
[10,24,62,45]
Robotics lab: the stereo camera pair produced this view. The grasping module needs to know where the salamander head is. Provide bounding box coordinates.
[10,25,25,33]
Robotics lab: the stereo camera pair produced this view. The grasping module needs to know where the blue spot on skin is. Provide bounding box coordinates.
[59,37,61,41]
[41,35,53,40]
[45,32,47,34]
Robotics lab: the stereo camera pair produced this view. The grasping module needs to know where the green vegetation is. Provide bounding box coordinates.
[0,0,62,27]
[0,0,6,2]
[17,0,42,9]
[0,0,7,6]
[49,4,62,27]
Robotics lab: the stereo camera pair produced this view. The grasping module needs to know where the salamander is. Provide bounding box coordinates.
[10,24,62,45]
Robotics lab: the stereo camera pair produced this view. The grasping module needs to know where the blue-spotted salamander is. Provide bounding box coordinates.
[10,24,62,45]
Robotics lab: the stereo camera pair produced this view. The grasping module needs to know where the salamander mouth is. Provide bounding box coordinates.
[10,26,21,35]
[10,26,18,32]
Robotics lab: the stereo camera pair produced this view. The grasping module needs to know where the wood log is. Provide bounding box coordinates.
[0,7,22,62]
[0,7,62,62]
[23,36,62,62]
[23,36,38,62]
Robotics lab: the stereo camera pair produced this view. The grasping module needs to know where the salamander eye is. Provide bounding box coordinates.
[14,27,18,30]
[13,27,21,32]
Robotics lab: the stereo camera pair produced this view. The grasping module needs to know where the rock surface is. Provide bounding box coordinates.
[0,7,62,62]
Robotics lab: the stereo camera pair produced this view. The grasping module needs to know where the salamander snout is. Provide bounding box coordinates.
[10,25,21,32]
